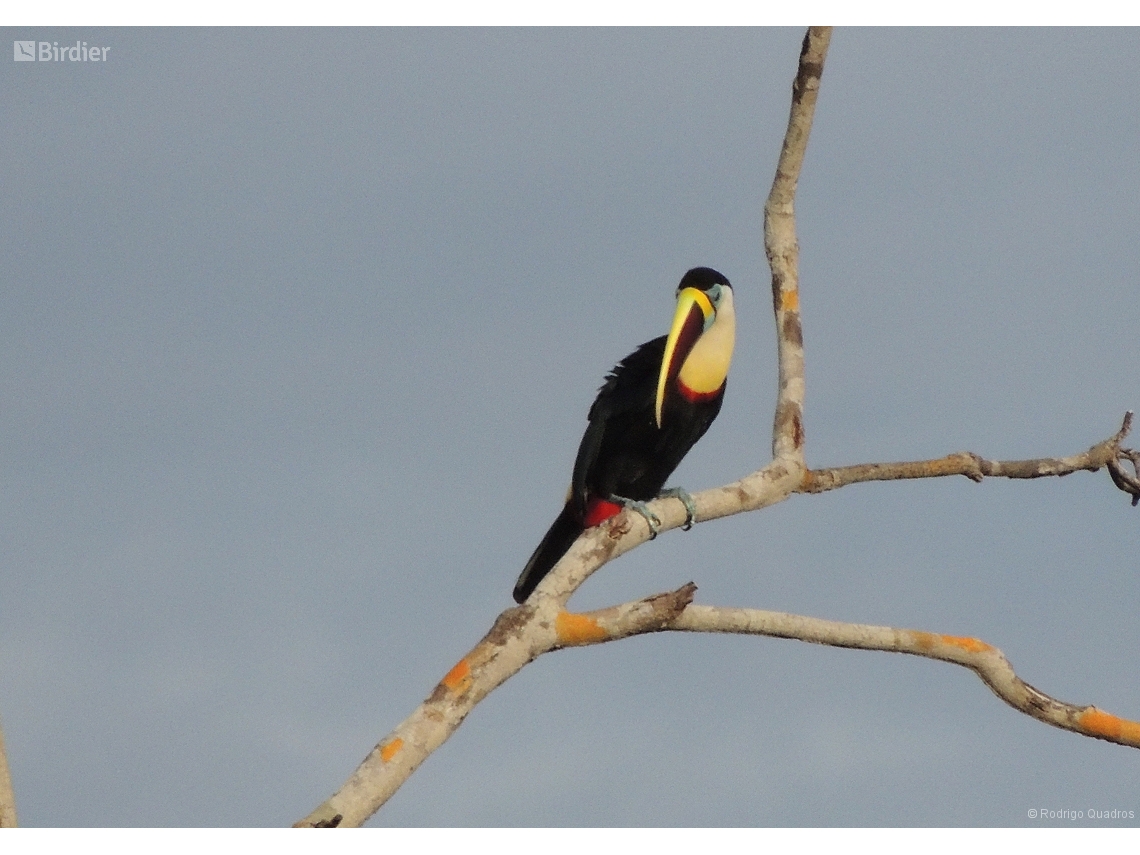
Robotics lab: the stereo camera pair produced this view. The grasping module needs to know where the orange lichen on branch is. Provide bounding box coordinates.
[938,634,994,654]
[380,738,404,763]
[441,658,471,692]
[555,610,609,645]
[909,631,991,657]
[1078,708,1140,745]
[779,289,799,312]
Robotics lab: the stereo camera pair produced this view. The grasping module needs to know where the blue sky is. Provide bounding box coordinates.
[1,28,1137,826]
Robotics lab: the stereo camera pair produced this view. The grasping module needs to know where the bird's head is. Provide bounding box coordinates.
[655,267,735,428]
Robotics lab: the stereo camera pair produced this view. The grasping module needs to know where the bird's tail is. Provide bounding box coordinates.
[513,503,583,603]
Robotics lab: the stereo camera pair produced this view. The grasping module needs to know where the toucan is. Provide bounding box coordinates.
[513,267,735,603]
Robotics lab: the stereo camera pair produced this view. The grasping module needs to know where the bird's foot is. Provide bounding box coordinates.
[608,495,662,539]
[658,487,697,530]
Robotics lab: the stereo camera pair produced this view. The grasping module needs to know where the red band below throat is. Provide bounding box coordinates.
[676,379,724,404]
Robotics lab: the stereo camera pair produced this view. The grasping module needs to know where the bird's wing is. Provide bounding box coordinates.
[570,336,666,518]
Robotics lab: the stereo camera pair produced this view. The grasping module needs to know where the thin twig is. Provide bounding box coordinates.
[1105,412,1140,505]
[800,411,1137,503]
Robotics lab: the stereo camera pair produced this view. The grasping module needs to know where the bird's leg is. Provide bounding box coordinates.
[658,486,697,530]
[608,495,662,539]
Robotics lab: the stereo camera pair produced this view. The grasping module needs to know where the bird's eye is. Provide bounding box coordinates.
[706,284,723,305]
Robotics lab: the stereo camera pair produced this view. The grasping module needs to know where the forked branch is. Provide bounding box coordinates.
[296,26,1137,827]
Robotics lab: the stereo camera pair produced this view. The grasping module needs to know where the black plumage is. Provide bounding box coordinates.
[513,268,733,603]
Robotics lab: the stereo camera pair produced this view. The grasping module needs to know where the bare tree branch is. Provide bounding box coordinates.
[293,396,1140,828]
[668,604,1140,750]
[0,719,16,828]
[516,591,1140,750]
[295,31,836,826]
[293,584,700,828]
[766,26,830,463]
[800,411,1138,500]
[295,26,1137,827]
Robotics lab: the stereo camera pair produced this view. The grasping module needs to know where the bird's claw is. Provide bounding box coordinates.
[609,495,662,539]
[658,487,697,530]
